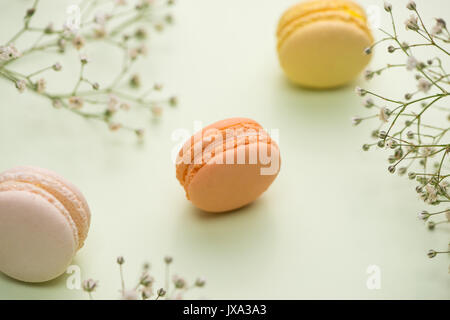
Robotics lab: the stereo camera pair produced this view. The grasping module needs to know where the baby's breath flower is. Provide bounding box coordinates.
[154,23,164,32]
[57,38,66,52]
[169,96,178,106]
[363,97,374,108]
[135,128,145,138]
[427,249,437,258]
[117,256,125,265]
[52,62,62,71]
[406,56,418,71]
[418,210,430,221]
[44,23,54,34]
[135,27,148,40]
[387,45,395,53]
[165,14,173,24]
[80,54,89,64]
[151,105,163,116]
[417,78,431,93]
[52,99,62,109]
[82,279,98,292]
[406,1,416,11]
[355,86,366,96]
[384,2,392,12]
[109,122,122,131]
[173,275,186,289]
[364,47,372,55]
[164,255,173,264]
[141,286,153,299]
[129,74,141,88]
[351,116,361,126]
[139,271,154,287]
[157,288,166,297]
[68,96,83,109]
[195,277,206,287]
[15,80,26,93]
[94,27,107,39]
[405,15,419,31]
[379,107,389,122]
[427,221,435,230]
[0,44,21,61]
[72,35,85,50]
[364,70,374,80]
[108,95,119,112]
[92,82,100,90]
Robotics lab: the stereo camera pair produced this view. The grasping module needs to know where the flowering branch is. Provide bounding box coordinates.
[0,0,178,139]
[354,1,449,271]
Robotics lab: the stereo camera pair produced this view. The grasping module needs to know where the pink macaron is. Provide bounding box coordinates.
[176,118,281,212]
[0,166,91,283]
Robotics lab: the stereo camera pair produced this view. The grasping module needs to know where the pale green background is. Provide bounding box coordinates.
[0,0,448,299]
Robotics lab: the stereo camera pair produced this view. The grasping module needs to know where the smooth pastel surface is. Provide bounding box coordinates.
[277,0,373,88]
[176,118,280,212]
[0,190,77,282]
[0,166,90,282]
[0,0,448,299]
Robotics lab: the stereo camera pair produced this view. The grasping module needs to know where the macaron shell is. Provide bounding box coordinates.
[277,0,367,36]
[176,118,264,187]
[278,18,372,88]
[187,142,280,212]
[0,190,76,282]
[0,166,90,249]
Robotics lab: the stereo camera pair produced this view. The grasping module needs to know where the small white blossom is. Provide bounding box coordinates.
[355,87,366,96]
[406,56,418,71]
[69,96,84,109]
[15,80,26,93]
[405,15,419,31]
[379,107,389,122]
[352,116,362,126]
[363,97,374,108]
[406,1,416,11]
[384,2,392,12]
[0,44,21,61]
[108,95,119,112]
[417,78,431,93]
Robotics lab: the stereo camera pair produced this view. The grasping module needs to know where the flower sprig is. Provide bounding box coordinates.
[0,0,178,139]
[82,256,206,300]
[354,1,449,269]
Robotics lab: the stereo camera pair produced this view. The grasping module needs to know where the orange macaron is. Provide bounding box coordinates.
[176,118,281,213]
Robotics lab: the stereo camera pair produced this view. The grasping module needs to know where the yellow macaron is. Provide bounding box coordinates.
[276,0,373,89]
